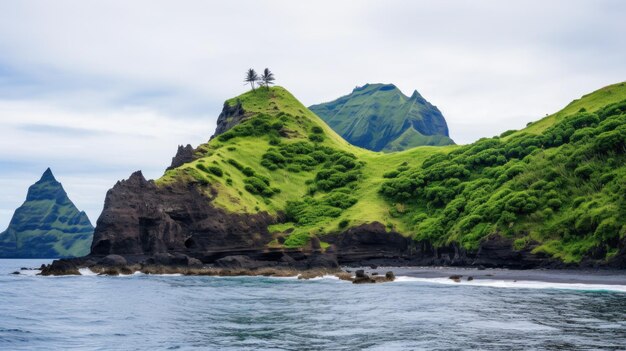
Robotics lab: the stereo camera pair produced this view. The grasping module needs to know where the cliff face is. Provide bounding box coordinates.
[91,171,276,261]
[210,100,247,139]
[0,168,94,258]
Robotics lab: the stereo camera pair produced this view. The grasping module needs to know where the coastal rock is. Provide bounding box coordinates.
[40,259,80,276]
[306,253,339,269]
[325,223,412,264]
[215,255,266,270]
[353,269,375,284]
[449,274,462,283]
[97,254,127,267]
[90,171,275,258]
[385,271,395,281]
[167,144,195,171]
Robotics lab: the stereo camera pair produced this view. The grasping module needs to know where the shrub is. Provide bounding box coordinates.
[283,231,310,248]
[574,164,594,179]
[227,158,243,170]
[309,134,324,142]
[208,166,223,177]
[383,170,400,178]
[311,126,324,134]
[244,176,275,197]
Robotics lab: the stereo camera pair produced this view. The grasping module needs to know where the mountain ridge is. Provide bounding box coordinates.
[309,83,454,151]
[0,168,94,258]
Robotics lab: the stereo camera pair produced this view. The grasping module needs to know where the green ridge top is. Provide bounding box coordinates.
[309,83,455,151]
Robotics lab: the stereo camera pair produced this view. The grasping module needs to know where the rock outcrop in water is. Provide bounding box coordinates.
[0,168,94,258]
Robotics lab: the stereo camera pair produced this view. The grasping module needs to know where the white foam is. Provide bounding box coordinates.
[393,276,626,293]
[16,269,40,277]
[79,267,98,276]
[297,274,341,281]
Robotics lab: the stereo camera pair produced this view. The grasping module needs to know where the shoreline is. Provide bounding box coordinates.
[349,266,626,286]
[9,258,626,286]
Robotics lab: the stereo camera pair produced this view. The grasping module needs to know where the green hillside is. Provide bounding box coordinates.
[0,168,94,258]
[158,83,626,263]
[309,83,454,151]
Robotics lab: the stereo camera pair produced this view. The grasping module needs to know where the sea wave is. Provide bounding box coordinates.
[393,276,626,293]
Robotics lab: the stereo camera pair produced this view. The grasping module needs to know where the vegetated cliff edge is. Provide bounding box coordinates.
[42,83,626,275]
[0,168,93,258]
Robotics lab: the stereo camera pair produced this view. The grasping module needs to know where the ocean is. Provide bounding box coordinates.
[1,259,625,350]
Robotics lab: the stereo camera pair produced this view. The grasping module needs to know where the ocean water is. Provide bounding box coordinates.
[1,260,625,350]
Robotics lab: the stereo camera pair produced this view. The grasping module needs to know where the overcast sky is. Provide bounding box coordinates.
[0,0,625,229]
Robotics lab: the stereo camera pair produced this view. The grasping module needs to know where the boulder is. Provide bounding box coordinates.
[97,254,128,267]
[385,271,395,281]
[40,259,80,276]
[449,274,462,283]
[353,269,375,284]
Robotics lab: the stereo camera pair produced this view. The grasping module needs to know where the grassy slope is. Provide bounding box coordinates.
[379,82,626,263]
[0,178,93,258]
[309,83,454,151]
[510,81,626,137]
[157,83,626,263]
[157,87,454,241]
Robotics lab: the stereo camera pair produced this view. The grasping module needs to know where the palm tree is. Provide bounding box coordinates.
[244,68,259,91]
[260,68,275,90]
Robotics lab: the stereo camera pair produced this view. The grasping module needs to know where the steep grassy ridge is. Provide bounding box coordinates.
[381,83,626,263]
[0,169,94,258]
[309,84,454,151]
[158,83,626,264]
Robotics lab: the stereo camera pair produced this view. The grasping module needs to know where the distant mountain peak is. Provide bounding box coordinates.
[39,167,57,182]
[309,83,454,151]
[0,169,93,258]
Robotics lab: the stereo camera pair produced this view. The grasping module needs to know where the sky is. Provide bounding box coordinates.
[0,0,625,229]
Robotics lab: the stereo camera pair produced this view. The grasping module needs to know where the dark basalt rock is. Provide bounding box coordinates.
[97,254,127,267]
[167,144,195,171]
[325,222,412,264]
[385,271,395,281]
[40,259,80,276]
[353,269,374,284]
[215,255,266,269]
[211,100,247,139]
[90,171,276,258]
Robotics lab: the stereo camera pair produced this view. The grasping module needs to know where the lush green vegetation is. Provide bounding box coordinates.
[0,169,94,258]
[380,98,626,262]
[158,83,626,264]
[309,83,454,151]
